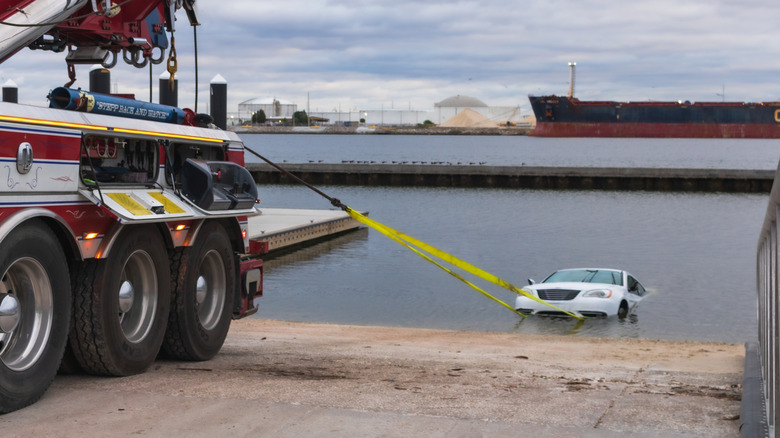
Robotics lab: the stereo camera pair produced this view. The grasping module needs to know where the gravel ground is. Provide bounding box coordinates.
[0,319,744,437]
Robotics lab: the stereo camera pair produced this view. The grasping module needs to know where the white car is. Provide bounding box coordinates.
[514,268,647,318]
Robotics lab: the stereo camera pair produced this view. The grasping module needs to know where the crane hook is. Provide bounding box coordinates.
[167,35,177,91]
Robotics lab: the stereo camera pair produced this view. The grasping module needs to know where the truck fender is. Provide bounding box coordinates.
[0,208,80,260]
[95,221,173,259]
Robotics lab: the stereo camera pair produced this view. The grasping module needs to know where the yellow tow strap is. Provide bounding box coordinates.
[344,207,584,320]
[237,145,584,321]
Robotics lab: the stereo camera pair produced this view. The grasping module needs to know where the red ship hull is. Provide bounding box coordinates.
[532,121,780,138]
[529,95,780,138]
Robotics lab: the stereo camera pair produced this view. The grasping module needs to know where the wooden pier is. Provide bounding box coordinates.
[246,162,773,193]
[247,208,363,255]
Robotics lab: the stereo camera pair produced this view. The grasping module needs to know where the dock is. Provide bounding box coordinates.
[247,207,363,255]
[247,162,773,193]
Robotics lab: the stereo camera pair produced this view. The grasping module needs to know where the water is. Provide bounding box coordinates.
[242,134,780,170]
[243,134,774,343]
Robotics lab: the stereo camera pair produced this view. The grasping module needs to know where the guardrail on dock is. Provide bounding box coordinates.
[247,163,773,192]
[755,161,780,437]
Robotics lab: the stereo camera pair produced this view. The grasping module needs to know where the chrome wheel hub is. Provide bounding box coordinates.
[196,250,226,331]
[118,281,135,314]
[0,293,20,333]
[117,250,157,343]
[0,258,53,372]
[195,276,207,304]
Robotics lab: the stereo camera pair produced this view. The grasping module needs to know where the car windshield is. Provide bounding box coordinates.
[543,269,623,286]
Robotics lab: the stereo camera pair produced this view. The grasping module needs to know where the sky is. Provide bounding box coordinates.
[1,0,780,116]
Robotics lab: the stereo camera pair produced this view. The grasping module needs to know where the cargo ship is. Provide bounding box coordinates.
[529,62,780,138]
[528,95,780,138]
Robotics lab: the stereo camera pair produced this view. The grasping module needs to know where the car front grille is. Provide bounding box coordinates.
[537,289,580,300]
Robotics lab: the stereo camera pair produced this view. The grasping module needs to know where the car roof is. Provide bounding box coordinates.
[555,268,624,274]
[543,269,628,285]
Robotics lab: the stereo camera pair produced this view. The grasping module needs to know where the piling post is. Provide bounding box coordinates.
[2,79,17,103]
[210,74,227,130]
[159,71,178,107]
[89,65,110,94]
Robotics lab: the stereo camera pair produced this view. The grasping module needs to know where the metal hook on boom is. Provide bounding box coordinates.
[167,35,177,91]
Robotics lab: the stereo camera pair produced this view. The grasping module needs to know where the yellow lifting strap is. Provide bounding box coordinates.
[343,207,584,321]
[237,144,584,321]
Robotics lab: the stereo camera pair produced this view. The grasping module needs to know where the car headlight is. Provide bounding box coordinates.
[583,289,612,298]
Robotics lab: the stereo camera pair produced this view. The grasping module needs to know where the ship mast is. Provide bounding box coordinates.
[568,62,576,98]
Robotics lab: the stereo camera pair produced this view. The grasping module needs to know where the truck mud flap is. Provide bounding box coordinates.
[236,258,263,318]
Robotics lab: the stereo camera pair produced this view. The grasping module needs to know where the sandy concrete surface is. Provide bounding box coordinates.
[1,319,743,437]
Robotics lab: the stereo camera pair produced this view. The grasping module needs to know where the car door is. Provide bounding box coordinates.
[626,275,646,308]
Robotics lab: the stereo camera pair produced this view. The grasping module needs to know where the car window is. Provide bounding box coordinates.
[543,269,622,285]
[592,270,622,285]
[631,278,647,296]
[628,275,646,295]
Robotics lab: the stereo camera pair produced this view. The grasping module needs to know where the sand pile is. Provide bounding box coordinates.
[440,108,497,128]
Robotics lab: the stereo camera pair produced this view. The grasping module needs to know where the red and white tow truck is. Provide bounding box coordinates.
[0,0,263,412]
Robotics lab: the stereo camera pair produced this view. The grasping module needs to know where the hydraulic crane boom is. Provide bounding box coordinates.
[0,0,197,83]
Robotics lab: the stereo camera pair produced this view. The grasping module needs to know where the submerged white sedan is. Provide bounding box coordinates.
[514,268,647,318]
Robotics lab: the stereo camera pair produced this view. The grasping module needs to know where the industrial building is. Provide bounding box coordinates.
[237,97,298,123]
[232,94,524,127]
[303,109,434,127]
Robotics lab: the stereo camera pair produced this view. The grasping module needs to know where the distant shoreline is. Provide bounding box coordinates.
[230,125,532,136]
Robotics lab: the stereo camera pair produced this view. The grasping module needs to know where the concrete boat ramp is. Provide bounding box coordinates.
[1,320,743,437]
[247,207,363,255]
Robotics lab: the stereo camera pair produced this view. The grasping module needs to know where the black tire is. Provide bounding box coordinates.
[57,343,82,375]
[617,301,629,319]
[0,220,70,413]
[69,226,170,376]
[163,221,235,361]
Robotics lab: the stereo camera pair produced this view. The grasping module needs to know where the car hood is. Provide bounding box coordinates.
[525,282,623,292]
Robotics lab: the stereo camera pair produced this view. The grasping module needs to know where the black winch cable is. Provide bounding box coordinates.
[244,146,345,210]
[242,145,583,320]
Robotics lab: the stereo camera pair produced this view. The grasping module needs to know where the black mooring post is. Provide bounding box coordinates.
[210,74,227,130]
[2,79,17,103]
[89,65,111,95]
[159,71,178,107]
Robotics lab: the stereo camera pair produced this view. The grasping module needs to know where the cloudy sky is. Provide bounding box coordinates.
[1,0,779,116]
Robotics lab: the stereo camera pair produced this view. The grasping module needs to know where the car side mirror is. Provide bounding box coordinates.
[528,278,536,285]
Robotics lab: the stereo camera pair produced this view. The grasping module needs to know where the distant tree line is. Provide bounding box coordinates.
[251,109,310,126]
[249,111,435,128]
[252,110,266,124]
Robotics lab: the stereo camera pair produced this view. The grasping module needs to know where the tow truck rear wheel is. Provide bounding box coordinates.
[70,226,170,376]
[163,221,235,361]
[0,221,70,413]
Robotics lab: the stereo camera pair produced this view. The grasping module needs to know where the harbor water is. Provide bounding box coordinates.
[244,134,776,343]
